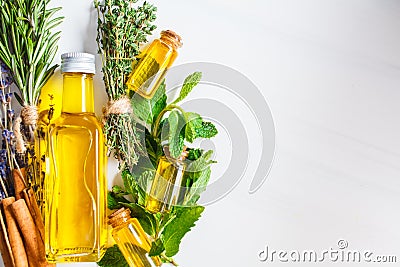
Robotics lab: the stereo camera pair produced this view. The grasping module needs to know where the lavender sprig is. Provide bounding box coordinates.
[0,61,16,199]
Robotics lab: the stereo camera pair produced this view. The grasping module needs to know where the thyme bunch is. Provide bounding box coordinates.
[95,0,157,169]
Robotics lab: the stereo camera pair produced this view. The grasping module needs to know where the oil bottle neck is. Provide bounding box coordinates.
[62,72,94,113]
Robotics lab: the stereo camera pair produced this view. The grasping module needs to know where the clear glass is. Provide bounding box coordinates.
[126,33,180,99]
[145,155,186,214]
[45,73,108,262]
[112,218,161,267]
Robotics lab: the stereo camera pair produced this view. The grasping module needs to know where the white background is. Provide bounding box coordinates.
[3,0,400,266]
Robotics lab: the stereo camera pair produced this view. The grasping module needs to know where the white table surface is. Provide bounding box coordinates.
[2,0,400,266]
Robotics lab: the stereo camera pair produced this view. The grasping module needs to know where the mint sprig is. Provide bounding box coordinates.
[100,72,218,266]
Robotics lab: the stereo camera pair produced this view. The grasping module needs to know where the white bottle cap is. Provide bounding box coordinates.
[61,52,96,74]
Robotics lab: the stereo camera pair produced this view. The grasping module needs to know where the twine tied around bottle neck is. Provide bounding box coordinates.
[102,96,133,119]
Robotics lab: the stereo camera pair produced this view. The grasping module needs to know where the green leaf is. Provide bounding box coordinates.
[149,239,165,257]
[186,150,215,174]
[186,148,202,161]
[98,245,129,267]
[13,92,24,106]
[132,80,167,126]
[184,167,211,205]
[137,170,155,205]
[121,170,139,203]
[162,206,205,257]
[121,203,156,236]
[107,187,130,210]
[184,112,202,143]
[195,121,218,139]
[167,110,185,158]
[172,72,202,104]
[184,113,218,143]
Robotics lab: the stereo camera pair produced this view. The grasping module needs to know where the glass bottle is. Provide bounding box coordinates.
[145,144,188,214]
[45,52,108,263]
[126,30,183,99]
[109,208,161,267]
[34,72,62,217]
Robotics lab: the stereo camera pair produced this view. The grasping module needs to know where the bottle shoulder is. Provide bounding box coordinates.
[148,39,177,54]
[159,155,187,168]
[50,112,103,132]
[112,218,141,234]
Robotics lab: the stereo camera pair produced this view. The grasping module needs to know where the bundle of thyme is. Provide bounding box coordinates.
[95,0,157,169]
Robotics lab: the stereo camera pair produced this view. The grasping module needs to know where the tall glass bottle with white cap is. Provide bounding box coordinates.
[45,52,107,262]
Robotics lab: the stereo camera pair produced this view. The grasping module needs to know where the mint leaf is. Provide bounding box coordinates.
[167,110,185,158]
[121,170,139,203]
[184,113,218,143]
[149,239,165,257]
[121,203,157,236]
[195,121,218,139]
[137,170,155,205]
[184,112,202,143]
[107,187,130,210]
[186,148,202,160]
[172,72,202,104]
[186,150,215,174]
[162,206,205,257]
[184,167,211,205]
[132,81,167,126]
[98,245,128,267]
[183,150,215,205]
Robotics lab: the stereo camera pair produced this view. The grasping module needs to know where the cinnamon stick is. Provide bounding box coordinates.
[12,168,27,200]
[0,206,14,266]
[22,188,45,243]
[2,197,28,267]
[11,199,51,267]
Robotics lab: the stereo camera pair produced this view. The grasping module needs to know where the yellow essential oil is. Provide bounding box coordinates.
[109,208,161,267]
[45,53,108,263]
[34,72,62,217]
[145,145,187,214]
[126,30,183,99]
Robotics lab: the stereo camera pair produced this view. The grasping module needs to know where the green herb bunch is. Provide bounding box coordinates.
[95,0,157,169]
[0,0,62,191]
[0,0,63,113]
[99,72,218,266]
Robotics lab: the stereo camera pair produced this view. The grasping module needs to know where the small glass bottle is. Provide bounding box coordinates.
[109,208,161,267]
[145,144,188,214]
[126,30,183,99]
[45,52,108,262]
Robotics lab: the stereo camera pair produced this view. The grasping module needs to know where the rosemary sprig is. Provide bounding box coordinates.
[0,0,63,107]
[95,0,157,169]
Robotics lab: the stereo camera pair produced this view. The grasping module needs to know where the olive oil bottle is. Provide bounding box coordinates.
[109,208,161,267]
[126,30,182,99]
[45,52,107,262]
[145,144,188,213]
